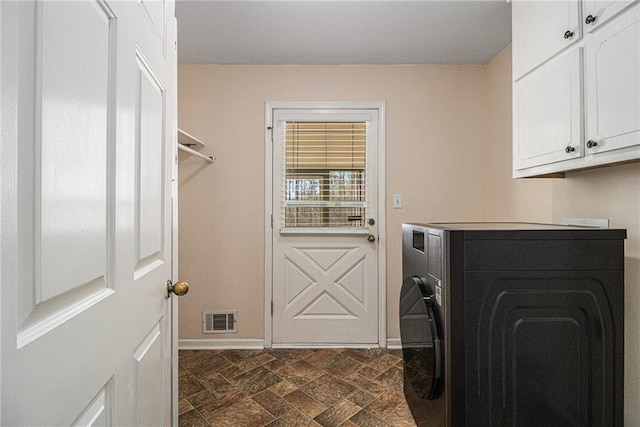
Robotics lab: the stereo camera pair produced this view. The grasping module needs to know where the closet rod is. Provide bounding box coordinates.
[178,143,215,162]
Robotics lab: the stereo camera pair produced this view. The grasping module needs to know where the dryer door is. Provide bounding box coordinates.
[400,276,443,400]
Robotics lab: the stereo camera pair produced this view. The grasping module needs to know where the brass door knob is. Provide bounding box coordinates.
[167,280,189,298]
[367,234,376,242]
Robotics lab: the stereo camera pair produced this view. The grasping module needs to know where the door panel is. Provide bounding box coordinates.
[583,0,637,32]
[133,321,165,426]
[585,3,640,154]
[512,0,580,79]
[1,0,176,424]
[271,108,380,345]
[39,0,112,302]
[140,0,166,44]
[135,50,166,273]
[283,242,372,318]
[72,385,112,426]
[513,48,583,170]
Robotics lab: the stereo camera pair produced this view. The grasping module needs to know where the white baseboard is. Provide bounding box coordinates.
[179,338,402,350]
[386,338,402,349]
[179,338,265,350]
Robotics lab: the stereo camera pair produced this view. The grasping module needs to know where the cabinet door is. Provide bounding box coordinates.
[585,3,640,154]
[512,0,580,79]
[582,0,638,32]
[513,48,583,172]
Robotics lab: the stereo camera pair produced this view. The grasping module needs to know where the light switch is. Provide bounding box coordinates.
[393,194,402,209]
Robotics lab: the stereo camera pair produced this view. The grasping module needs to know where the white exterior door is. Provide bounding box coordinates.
[1,0,178,425]
[270,106,384,346]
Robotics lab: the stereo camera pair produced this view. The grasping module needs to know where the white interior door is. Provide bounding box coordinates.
[270,107,382,346]
[1,0,177,425]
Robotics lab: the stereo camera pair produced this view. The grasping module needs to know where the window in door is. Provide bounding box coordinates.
[282,122,367,229]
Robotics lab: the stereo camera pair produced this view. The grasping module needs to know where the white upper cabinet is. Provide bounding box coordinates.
[585,3,640,154]
[514,49,583,172]
[512,0,640,177]
[583,0,638,31]
[512,0,580,80]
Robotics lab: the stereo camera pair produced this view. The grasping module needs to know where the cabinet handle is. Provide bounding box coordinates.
[565,145,576,154]
[564,30,574,39]
[585,14,597,24]
[586,140,598,148]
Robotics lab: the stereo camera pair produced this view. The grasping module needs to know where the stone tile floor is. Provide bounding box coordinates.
[179,348,418,426]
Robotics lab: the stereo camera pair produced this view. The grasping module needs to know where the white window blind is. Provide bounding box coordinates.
[281,121,367,229]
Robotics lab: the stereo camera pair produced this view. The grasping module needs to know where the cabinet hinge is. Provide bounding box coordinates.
[267,126,273,143]
[271,214,273,228]
[271,301,274,316]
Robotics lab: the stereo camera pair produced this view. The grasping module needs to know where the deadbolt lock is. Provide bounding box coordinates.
[368,218,375,226]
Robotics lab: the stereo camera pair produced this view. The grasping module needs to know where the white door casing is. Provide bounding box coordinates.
[1,0,177,425]
[265,103,386,347]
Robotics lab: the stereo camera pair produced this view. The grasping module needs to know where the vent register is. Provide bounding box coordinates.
[202,311,237,333]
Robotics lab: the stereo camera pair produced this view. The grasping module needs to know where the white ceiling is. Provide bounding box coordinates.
[176,0,512,65]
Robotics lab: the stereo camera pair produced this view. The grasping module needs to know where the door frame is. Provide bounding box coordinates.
[264,101,387,348]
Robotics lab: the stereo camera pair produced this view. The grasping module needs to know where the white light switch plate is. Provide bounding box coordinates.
[392,194,402,209]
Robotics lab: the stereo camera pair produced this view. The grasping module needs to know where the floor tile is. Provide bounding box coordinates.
[236,352,277,372]
[301,374,356,406]
[253,389,294,417]
[346,389,376,407]
[196,390,247,419]
[374,366,404,394]
[320,353,364,377]
[385,401,417,427]
[268,380,299,397]
[179,372,206,399]
[364,390,406,419]
[181,352,232,378]
[342,349,376,364]
[304,348,343,365]
[186,388,216,408]
[274,360,326,387]
[178,349,417,427]
[199,373,235,397]
[178,409,210,427]
[342,373,388,397]
[205,397,275,426]
[349,409,392,426]
[178,398,193,416]
[284,389,327,418]
[366,354,400,372]
[233,366,283,396]
[314,399,360,427]
[266,409,322,427]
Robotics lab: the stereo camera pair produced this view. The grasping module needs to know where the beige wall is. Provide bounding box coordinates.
[178,50,639,423]
[177,64,489,341]
[484,45,640,425]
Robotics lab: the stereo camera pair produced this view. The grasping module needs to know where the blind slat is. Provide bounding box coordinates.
[282,121,368,229]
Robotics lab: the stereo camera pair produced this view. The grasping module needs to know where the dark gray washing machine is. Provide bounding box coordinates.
[400,222,626,427]
[400,224,446,427]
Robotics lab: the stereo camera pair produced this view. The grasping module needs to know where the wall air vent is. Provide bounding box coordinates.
[203,311,237,334]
